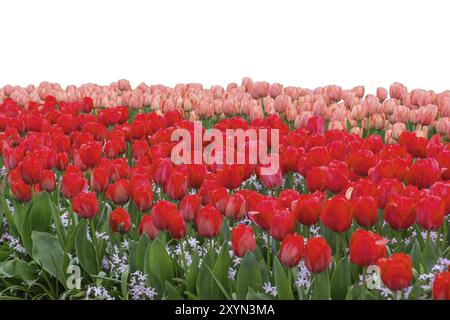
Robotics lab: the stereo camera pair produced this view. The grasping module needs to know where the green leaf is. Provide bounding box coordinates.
[273,257,294,300]
[330,258,351,300]
[235,252,262,299]
[75,220,99,275]
[0,259,39,285]
[49,201,67,248]
[186,251,199,294]
[28,191,52,233]
[312,270,330,300]
[210,242,231,299]
[148,238,174,292]
[165,281,184,300]
[410,240,423,272]
[196,249,216,299]
[135,234,150,271]
[422,237,438,272]
[31,231,66,285]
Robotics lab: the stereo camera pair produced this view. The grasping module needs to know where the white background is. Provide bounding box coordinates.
[1,0,449,93]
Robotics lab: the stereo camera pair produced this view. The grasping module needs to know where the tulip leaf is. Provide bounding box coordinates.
[165,281,184,300]
[330,257,351,300]
[75,220,99,275]
[186,251,199,294]
[31,231,66,285]
[312,270,330,300]
[273,257,294,300]
[410,239,423,272]
[148,238,174,293]
[235,252,262,299]
[0,259,39,285]
[196,249,216,299]
[28,191,52,233]
[210,242,231,299]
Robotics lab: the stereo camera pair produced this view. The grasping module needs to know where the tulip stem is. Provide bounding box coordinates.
[89,218,97,249]
[361,267,367,300]
[179,240,186,271]
[266,234,271,268]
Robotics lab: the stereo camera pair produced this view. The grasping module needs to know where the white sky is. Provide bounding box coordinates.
[1,0,450,93]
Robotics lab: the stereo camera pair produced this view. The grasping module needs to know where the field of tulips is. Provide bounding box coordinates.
[0,79,449,301]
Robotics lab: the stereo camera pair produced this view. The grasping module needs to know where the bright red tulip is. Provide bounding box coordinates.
[405,158,441,189]
[139,214,159,240]
[179,194,201,222]
[61,167,87,199]
[349,229,387,267]
[416,193,445,230]
[270,209,296,241]
[90,165,109,193]
[11,178,32,202]
[168,213,187,240]
[304,237,332,273]
[106,179,130,205]
[72,192,99,219]
[224,192,246,220]
[19,157,42,185]
[196,205,223,238]
[321,196,353,232]
[131,185,153,212]
[384,195,416,230]
[231,224,256,257]
[352,196,379,228]
[279,233,304,268]
[294,191,323,226]
[151,200,178,231]
[378,253,413,291]
[79,141,102,168]
[40,169,56,192]
[109,207,132,234]
[433,272,450,300]
[164,171,187,200]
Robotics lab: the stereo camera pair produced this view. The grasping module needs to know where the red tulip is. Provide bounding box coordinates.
[217,164,245,190]
[248,198,278,231]
[321,196,353,232]
[106,179,130,205]
[346,149,377,176]
[196,205,223,238]
[151,200,178,230]
[352,196,379,228]
[131,185,153,212]
[3,146,25,170]
[378,253,413,291]
[40,169,56,192]
[405,158,441,189]
[231,224,256,257]
[278,189,301,209]
[304,237,332,273]
[279,233,304,268]
[139,214,159,240]
[210,187,229,214]
[79,142,102,168]
[11,178,32,202]
[306,166,328,192]
[257,165,283,189]
[224,192,246,220]
[307,115,325,134]
[187,164,208,189]
[72,192,99,219]
[61,167,87,199]
[179,194,201,222]
[19,157,42,185]
[349,229,387,267]
[270,209,296,241]
[433,272,450,300]
[109,208,132,234]
[294,191,323,226]
[164,171,187,200]
[430,181,450,213]
[377,178,404,209]
[90,165,109,193]
[384,195,416,230]
[152,158,174,186]
[168,213,187,240]
[416,194,445,230]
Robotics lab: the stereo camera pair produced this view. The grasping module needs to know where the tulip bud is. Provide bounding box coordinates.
[231,224,256,257]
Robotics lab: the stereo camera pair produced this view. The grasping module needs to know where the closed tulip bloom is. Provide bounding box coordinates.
[109,208,132,234]
[391,105,411,123]
[19,157,42,185]
[306,166,328,192]
[61,169,87,199]
[210,187,230,214]
[384,195,416,230]
[349,229,388,267]
[321,196,353,232]
[90,165,109,193]
[416,194,445,230]
[389,82,407,100]
[131,185,153,212]
[224,192,246,220]
[168,213,187,240]
[307,115,325,134]
[304,237,332,273]
[279,233,304,268]
[294,191,323,226]
[376,87,388,102]
[270,209,296,241]
[164,171,187,200]
[352,196,379,228]
[257,166,283,189]
[40,169,56,192]
[416,104,438,126]
[106,179,130,206]
[405,158,441,189]
[151,200,178,231]
[378,253,413,291]
[433,272,450,300]
[179,194,201,222]
[430,181,450,214]
[3,146,25,170]
[139,214,159,240]
[78,142,102,168]
[11,178,32,202]
[72,192,99,219]
[196,205,223,238]
[248,198,278,231]
[231,224,256,257]
[187,164,208,189]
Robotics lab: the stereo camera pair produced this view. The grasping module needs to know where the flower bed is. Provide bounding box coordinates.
[0,79,449,300]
